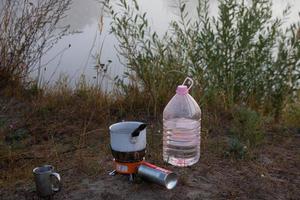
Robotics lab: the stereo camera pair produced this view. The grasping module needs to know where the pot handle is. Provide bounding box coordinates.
[131,123,147,137]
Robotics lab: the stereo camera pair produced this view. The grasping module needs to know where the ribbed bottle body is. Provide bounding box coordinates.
[163,93,201,167]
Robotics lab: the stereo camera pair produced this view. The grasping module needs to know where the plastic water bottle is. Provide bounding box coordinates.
[163,77,201,167]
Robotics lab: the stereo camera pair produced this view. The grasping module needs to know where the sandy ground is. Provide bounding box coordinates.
[2,133,299,200]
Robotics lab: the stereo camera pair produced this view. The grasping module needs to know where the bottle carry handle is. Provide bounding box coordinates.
[182,77,194,91]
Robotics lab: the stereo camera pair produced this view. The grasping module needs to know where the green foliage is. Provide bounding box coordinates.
[283,97,300,128]
[5,128,29,144]
[230,106,264,147]
[226,136,248,159]
[106,0,189,116]
[0,118,7,128]
[23,82,44,98]
[226,106,264,159]
[107,0,300,118]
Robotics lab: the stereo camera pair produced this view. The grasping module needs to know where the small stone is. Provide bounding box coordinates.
[81,178,89,185]
[258,155,273,165]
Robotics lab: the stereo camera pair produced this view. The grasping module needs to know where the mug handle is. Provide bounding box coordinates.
[50,172,61,192]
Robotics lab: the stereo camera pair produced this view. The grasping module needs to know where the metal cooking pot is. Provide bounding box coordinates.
[109,121,147,162]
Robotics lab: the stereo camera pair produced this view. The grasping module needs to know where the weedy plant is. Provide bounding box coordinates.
[0,0,71,91]
[105,0,189,116]
[226,136,248,159]
[230,106,264,148]
[106,0,300,119]
[282,91,300,129]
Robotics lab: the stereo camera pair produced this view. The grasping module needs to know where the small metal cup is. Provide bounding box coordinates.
[33,165,61,197]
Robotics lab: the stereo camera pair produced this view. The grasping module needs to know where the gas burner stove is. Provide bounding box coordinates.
[108,121,178,189]
[109,159,144,181]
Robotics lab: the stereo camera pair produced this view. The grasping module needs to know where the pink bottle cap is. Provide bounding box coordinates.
[176,85,188,95]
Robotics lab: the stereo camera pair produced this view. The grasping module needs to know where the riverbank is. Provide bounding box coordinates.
[1,0,300,198]
[0,88,299,199]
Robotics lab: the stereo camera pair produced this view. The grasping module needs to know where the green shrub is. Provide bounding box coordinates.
[106,0,193,116]
[0,118,7,129]
[106,0,300,118]
[5,128,29,144]
[225,136,248,159]
[230,106,264,148]
[283,100,300,128]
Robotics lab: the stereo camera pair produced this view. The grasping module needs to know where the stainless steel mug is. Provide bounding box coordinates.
[33,165,61,197]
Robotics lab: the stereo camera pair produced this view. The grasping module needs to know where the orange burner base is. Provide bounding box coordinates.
[114,160,144,174]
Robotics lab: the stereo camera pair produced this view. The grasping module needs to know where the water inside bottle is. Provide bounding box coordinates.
[163,118,200,167]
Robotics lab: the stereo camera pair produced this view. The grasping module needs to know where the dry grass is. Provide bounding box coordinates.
[0,0,71,90]
[0,77,164,189]
[0,86,299,199]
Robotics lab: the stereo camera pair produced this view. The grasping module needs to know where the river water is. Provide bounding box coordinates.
[2,0,300,89]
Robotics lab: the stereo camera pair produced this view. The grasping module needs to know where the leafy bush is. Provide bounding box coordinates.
[106,0,300,118]
[283,94,300,128]
[106,0,191,116]
[5,128,29,144]
[230,106,264,147]
[226,136,248,159]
